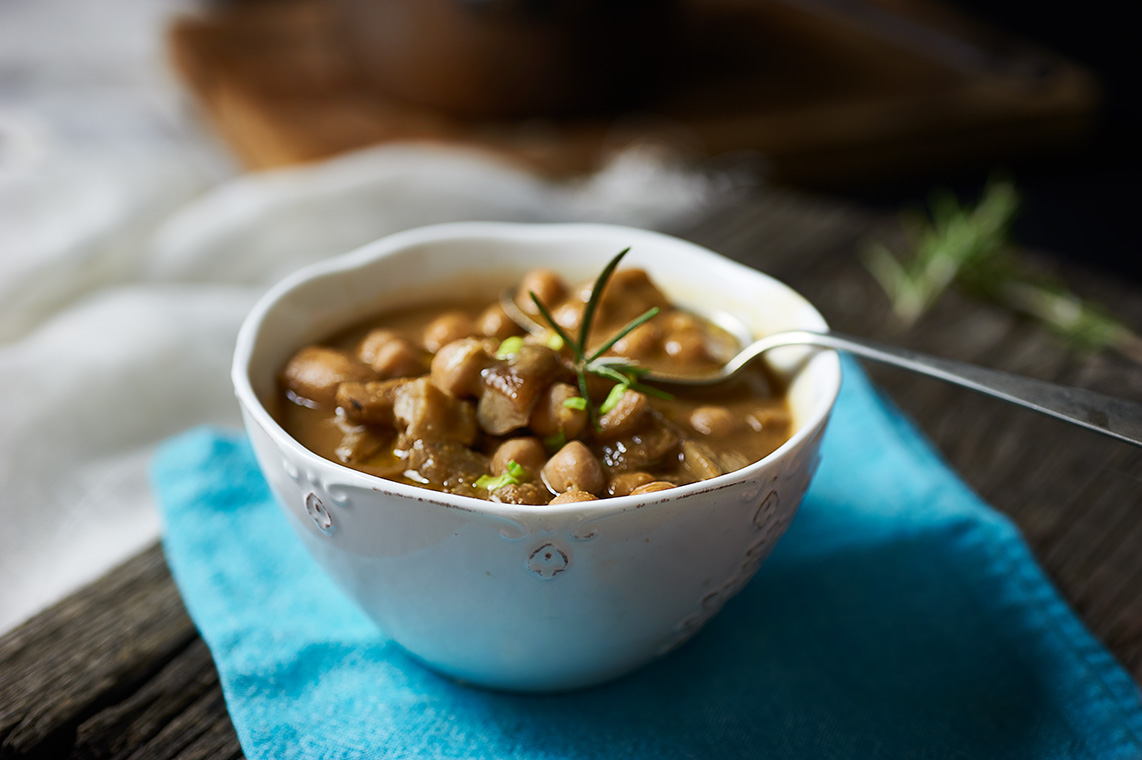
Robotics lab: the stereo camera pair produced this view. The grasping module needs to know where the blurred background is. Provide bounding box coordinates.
[0,0,1138,632]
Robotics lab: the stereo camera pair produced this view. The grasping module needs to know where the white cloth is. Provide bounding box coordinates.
[0,130,732,633]
[0,0,742,633]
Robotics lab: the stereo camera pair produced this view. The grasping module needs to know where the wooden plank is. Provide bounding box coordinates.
[0,546,200,758]
[705,202,1142,680]
[166,0,1097,183]
[70,640,237,760]
[0,190,1138,759]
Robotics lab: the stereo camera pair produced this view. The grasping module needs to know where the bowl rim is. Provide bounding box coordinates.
[232,221,842,518]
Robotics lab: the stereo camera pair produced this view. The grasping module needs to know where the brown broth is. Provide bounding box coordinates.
[275,275,792,503]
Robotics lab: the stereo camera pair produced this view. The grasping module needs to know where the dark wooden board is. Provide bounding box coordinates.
[167,0,1097,185]
[2,191,1139,759]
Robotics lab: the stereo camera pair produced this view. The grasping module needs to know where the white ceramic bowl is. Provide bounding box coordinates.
[232,222,841,692]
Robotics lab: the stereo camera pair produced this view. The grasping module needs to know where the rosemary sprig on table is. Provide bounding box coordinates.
[528,247,673,426]
[863,178,1142,362]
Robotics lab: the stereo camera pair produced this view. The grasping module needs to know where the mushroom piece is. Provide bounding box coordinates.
[403,438,488,492]
[598,415,679,472]
[336,378,411,426]
[477,345,564,436]
[334,425,389,465]
[393,377,479,446]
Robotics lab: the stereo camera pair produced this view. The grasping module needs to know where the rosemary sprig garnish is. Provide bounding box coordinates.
[864,178,1142,362]
[528,248,674,426]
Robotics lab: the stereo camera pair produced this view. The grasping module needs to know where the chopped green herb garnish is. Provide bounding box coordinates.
[495,336,525,360]
[545,332,565,351]
[474,459,525,490]
[543,430,567,451]
[599,383,627,415]
[562,396,588,411]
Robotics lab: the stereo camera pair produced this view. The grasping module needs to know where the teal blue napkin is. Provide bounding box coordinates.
[153,361,1142,759]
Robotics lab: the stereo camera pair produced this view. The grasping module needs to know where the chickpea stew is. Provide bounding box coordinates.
[275,257,792,505]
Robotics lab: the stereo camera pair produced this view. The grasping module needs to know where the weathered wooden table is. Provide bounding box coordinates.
[2,191,1140,759]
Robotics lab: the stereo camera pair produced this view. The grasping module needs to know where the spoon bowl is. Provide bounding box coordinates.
[502,288,1142,447]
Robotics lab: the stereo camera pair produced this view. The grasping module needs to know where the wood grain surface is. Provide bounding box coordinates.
[1,191,1139,759]
[167,0,1097,184]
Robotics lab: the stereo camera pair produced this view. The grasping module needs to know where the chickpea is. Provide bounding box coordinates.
[680,439,722,480]
[611,321,661,359]
[281,346,375,407]
[357,329,399,364]
[597,269,670,326]
[550,490,598,504]
[689,405,740,437]
[478,303,522,340]
[554,302,584,331]
[372,340,426,378]
[490,482,549,506]
[665,311,700,332]
[529,382,589,440]
[542,441,604,495]
[663,328,709,364]
[596,389,648,440]
[608,471,655,497]
[491,437,546,476]
[630,481,676,495]
[517,269,567,315]
[423,311,477,353]
[745,405,793,432]
[358,329,426,377]
[431,338,491,398]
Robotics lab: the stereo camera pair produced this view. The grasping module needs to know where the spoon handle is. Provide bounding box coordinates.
[771,330,1142,447]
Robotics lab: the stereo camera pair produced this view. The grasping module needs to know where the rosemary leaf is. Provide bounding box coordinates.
[587,363,632,386]
[629,381,675,401]
[576,371,596,429]
[578,247,631,351]
[529,292,580,360]
[588,306,660,362]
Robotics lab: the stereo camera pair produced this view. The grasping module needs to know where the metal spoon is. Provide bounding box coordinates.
[501,290,1142,447]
